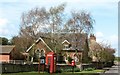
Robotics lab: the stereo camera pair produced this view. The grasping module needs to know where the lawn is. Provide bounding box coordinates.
[1,70,104,75]
[1,72,100,75]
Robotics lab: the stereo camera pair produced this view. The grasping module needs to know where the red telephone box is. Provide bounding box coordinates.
[46,52,56,73]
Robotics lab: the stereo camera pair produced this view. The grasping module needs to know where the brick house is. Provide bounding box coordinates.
[0,45,15,63]
[61,33,87,64]
[89,34,101,62]
[24,37,52,62]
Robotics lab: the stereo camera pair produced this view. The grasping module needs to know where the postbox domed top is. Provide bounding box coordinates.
[72,60,75,62]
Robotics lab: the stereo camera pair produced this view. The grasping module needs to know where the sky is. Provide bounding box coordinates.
[0,0,118,56]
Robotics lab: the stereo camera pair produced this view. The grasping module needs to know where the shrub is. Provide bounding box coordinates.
[61,68,72,72]
[61,67,80,72]
[74,68,80,72]
[67,56,73,64]
[84,68,95,71]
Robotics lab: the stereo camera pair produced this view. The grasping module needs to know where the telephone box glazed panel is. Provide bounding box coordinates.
[46,52,56,73]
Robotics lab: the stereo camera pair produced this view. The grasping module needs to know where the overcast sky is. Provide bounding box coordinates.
[0,0,118,56]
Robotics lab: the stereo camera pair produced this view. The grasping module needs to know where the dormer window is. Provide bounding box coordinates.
[64,44,69,49]
[62,40,71,50]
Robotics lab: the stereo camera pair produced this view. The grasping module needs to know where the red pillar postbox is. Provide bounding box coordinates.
[46,52,56,73]
[71,60,75,66]
[71,60,75,72]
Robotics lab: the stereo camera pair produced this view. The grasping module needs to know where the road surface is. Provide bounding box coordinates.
[101,64,120,75]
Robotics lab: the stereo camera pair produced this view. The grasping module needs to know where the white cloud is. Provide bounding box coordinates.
[0,0,19,2]
[95,32,104,38]
[95,32,118,48]
[23,0,118,3]
[0,28,9,36]
[0,18,10,36]
[0,18,8,27]
[109,35,118,45]
[95,32,104,43]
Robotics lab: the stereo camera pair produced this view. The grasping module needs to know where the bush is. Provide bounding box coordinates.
[61,68,72,72]
[84,68,95,71]
[67,56,73,64]
[74,68,80,72]
[66,69,73,72]
[61,67,80,72]
[56,69,62,73]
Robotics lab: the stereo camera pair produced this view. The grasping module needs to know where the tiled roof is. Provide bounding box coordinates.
[0,45,15,54]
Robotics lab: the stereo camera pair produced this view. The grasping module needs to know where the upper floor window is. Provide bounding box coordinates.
[41,49,45,56]
[64,44,69,49]
[36,48,45,57]
[36,48,41,58]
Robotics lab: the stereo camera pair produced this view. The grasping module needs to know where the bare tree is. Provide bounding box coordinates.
[19,3,66,50]
[48,3,66,52]
[65,11,94,33]
[20,7,49,40]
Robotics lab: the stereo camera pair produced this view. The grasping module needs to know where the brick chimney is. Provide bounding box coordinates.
[90,34,96,41]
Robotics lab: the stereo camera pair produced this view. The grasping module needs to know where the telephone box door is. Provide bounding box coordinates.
[46,52,56,73]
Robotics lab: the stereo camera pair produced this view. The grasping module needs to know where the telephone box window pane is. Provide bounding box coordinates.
[48,58,51,65]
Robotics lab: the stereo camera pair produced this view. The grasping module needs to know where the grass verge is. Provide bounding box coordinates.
[1,70,105,75]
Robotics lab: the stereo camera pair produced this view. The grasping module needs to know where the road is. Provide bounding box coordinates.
[101,63,120,75]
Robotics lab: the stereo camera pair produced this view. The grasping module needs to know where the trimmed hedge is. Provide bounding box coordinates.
[84,68,95,71]
[61,67,80,72]
[2,63,40,73]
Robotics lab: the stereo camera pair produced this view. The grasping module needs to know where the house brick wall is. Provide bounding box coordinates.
[0,55,10,62]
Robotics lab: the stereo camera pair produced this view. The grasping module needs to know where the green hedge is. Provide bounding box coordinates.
[2,63,38,73]
[61,67,80,72]
[84,68,95,71]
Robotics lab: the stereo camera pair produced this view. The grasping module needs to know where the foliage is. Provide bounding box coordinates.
[2,71,102,75]
[82,37,92,63]
[74,68,81,72]
[10,49,25,60]
[89,42,115,62]
[2,37,8,45]
[61,67,80,72]
[84,68,95,71]
[0,37,12,45]
[67,56,73,64]
[11,36,33,52]
[115,57,120,61]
